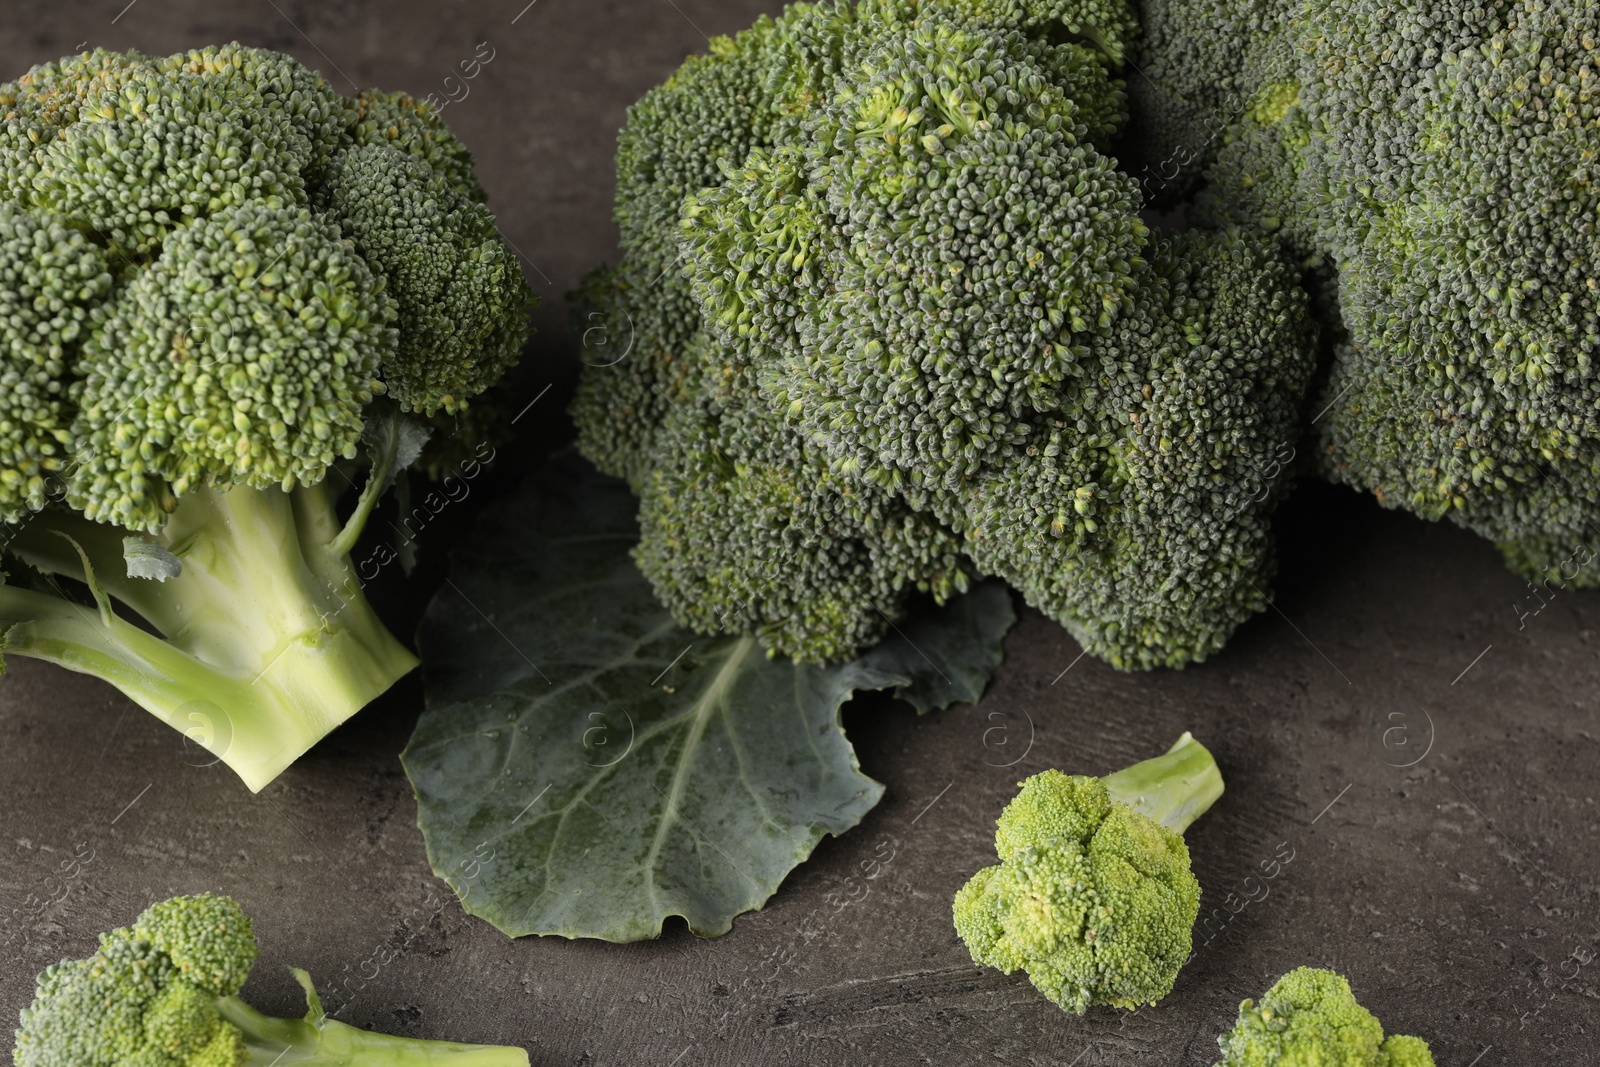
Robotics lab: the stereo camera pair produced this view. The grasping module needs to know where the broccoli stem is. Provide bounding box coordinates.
[1101,731,1224,833]
[0,481,417,792]
[220,998,528,1066]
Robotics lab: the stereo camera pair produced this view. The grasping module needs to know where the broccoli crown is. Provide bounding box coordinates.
[1136,0,1600,585]
[575,0,1318,668]
[577,0,1132,494]
[952,769,1201,1013]
[1214,967,1437,1066]
[1303,0,1600,582]
[0,43,533,528]
[13,893,256,1067]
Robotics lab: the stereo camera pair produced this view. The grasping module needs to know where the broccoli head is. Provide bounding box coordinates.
[1214,967,1436,1066]
[952,732,1224,1012]
[0,44,535,791]
[679,17,1145,496]
[1134,0,1600,587]
[573,0,1319,667]
[13,892,529,1067]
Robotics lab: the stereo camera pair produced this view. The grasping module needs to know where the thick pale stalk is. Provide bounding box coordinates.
[3,483,418,792]
[1102,731,1225,833]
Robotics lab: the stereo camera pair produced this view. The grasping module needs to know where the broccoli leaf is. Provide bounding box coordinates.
[403,449,1013,941]
[361,401,433,494]
[858,581,1014,714]
[122,536,183,582]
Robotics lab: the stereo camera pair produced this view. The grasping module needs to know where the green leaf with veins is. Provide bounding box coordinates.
[402,449,1014,941]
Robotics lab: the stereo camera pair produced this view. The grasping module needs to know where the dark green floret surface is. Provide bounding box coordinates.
[572,0,1321,667]
[1132,0,1600,588]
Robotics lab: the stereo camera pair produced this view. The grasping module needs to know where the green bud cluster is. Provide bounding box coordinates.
[1134,0,1600,585]
[573,0,1319,666]
[0,42,534,529]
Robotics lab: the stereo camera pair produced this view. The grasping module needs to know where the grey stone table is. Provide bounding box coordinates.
[1,2,1597,1064]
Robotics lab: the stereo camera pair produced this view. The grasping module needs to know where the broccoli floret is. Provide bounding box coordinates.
[346,89,486,203]
[957,230,1316,668]
[575,0,1132,492]
[634,334,969,663]
[0,44,534,792]
[952,732,1224,1012]
[1138,0,1600,586]
[318,143,528,415]
[570,2,832,490]
[1214,967,1436,1066]
[574,0,1318,668]
[680,17,1146,496]
[13,893,529,1067]
[1305,0,1600,583]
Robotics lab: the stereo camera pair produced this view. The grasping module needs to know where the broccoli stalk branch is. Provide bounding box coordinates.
[1101,731,1225,833]
[0,479,418,792]
[220,968,528,1067]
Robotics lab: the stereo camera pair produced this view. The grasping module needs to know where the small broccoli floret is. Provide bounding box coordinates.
[129,893,259,996]
[953,733,1224,1012]
[13,893,529,1067]
[347,89,485,202]
[160,43,356,174]
[1214,967,1437,1066]
[0,43,534,792]
[0,49,158,206]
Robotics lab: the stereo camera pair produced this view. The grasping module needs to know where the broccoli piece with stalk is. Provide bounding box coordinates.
[0,43,535,792]
[952,732,1224,1012]
[1214,967,1436,1066]
[12,892,529,1067]
[574,0,1318,668]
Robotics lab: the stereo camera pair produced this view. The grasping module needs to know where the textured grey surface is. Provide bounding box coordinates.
[1,2,1598,1065]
